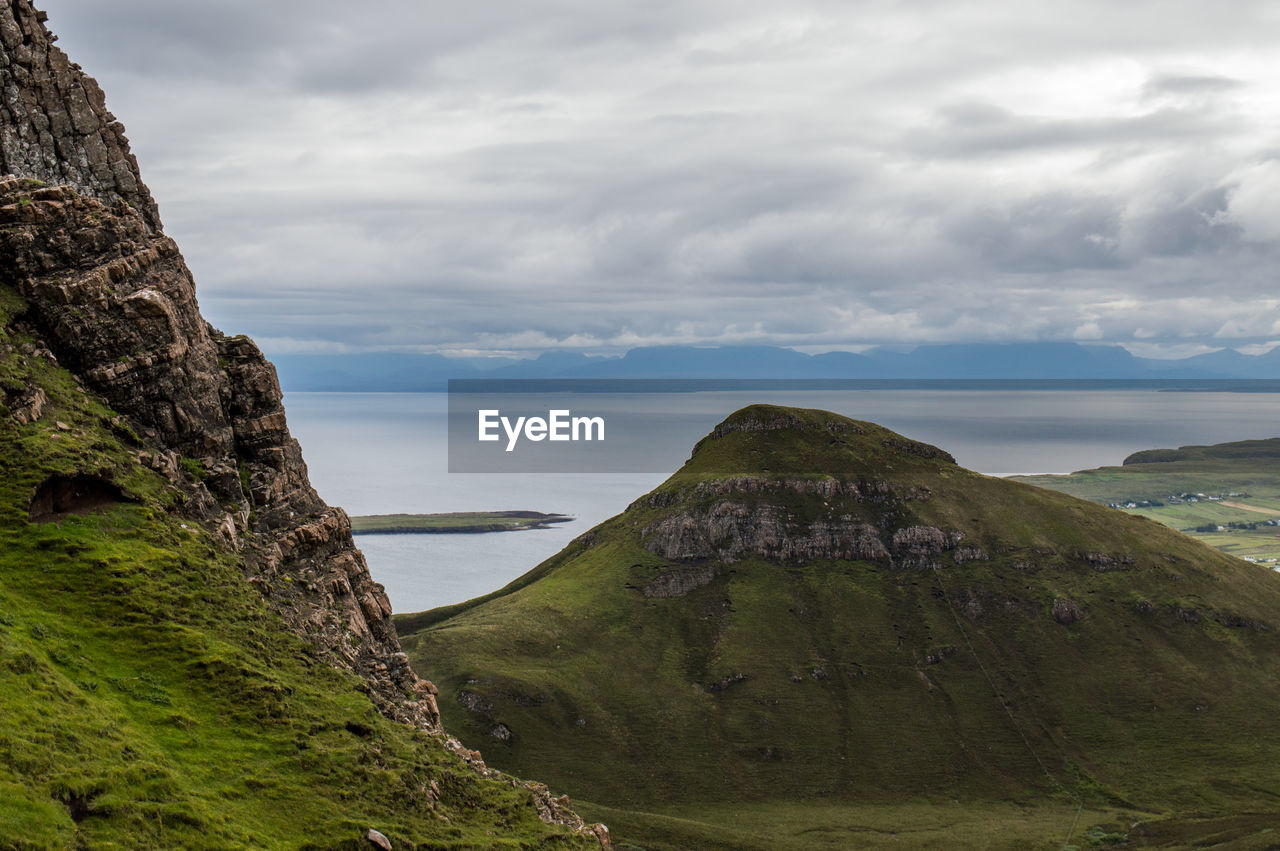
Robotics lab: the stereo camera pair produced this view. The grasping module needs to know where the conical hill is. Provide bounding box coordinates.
[400,405,1280,845]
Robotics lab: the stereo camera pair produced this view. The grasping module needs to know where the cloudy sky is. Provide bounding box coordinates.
[40,0,1280,359]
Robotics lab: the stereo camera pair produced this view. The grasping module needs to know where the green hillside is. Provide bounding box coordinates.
[400,405,1280,848]
[0,288,587,846]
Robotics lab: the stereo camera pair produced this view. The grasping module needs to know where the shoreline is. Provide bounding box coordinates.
[350,510,574,535]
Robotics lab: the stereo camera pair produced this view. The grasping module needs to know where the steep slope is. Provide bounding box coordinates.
[0,1,599,845]
[0,292,592,846]
[0,0,426,729]
[0,174,447,725]
[401,405,1280,848]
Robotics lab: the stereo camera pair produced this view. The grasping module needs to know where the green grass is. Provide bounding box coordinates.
[574,798,1150,850]
[0,284,588,848]
[351,512,572,535]
[399,405,1280,848]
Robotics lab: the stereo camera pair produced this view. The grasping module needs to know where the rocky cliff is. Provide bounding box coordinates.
[0,1,598,840]
[0,2,158,229]
[0,0,437,733]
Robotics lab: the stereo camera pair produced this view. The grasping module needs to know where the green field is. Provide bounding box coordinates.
[1013,438,1280,564]
[573,798,1280,850]
[351,511,572,535]
[575,799,1140,850]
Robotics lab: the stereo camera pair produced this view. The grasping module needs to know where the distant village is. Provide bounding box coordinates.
[1107,491,1257,509]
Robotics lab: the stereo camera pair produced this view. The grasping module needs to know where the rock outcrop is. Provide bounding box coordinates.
[638,474,966,569]
[1052,597,1082,625]
[0,2,160,229]
[638,562,717,598]
[0,0,431,729]
[0,2,602,839]
[642,500,895,564]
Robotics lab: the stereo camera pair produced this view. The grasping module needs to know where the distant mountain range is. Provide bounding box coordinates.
[271,342,1280,391]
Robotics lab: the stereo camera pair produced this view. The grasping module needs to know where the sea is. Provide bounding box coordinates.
[283,388,1280,614]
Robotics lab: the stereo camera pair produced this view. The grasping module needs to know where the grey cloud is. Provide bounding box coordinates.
[1126,185,1240,257]
[33,0,1280,357]
[43,0,749,93]
[910,102,1234,159]
[948,193,1124,273]
[1143,73,1244,99]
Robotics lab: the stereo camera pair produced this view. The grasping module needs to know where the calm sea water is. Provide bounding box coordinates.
[283,390,1280,614]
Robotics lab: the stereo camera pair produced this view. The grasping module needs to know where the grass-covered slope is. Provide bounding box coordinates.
[400,405,1280,848]
[0,287,586,847]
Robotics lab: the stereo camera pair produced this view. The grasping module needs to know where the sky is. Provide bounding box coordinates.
[39,0,1280,359]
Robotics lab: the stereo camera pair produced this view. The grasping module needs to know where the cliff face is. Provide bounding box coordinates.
[0,2,435,730]
[635,475,950,566]
[0,2,159,230]
[0,4,612,839]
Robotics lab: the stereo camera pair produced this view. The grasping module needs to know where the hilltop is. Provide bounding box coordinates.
[400,405,1280,848]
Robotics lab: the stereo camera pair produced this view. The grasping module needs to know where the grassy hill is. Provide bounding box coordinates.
[400,405,1280,848]
[0,287,588,847]
[1014,438,1280,563]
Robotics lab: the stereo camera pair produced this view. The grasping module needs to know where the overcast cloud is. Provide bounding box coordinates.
[38,0,1280,358]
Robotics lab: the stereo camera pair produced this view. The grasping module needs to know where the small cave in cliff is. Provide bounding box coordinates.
[28,474,132,523]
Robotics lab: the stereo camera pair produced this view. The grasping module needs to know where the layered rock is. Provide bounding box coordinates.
[639,475,966,569]
[0,174,442,730]
[632,474,926,509]
[642,500,894,564]
[0,0,414,736]
[0,1,160,229]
